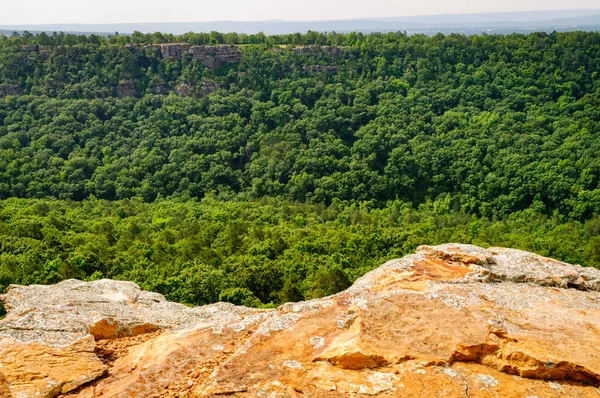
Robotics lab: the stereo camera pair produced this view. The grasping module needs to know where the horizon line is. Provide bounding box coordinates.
[3,8,600,27]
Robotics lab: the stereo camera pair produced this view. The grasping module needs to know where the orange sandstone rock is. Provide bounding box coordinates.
[0,244,599,397]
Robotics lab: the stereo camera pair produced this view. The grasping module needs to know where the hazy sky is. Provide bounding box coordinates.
[3,0,600,25]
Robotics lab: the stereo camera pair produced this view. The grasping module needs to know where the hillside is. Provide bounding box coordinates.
[0,31,600,305]
[0,244,599,397]
[1,32,599,219]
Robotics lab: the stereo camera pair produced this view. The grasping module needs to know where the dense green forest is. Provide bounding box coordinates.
[1,198,599,307]
[0,30,599,306]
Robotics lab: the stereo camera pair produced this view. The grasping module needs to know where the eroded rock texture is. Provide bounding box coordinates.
[0,84,20,98]
[116,79,136,97]
[188,45,243,69]
[127,43,243,69]
[1,244,599,397]
[292,45,344,56]
[20,45,51,60]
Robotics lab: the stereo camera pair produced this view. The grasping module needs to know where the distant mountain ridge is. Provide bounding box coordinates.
[1,9,600,36]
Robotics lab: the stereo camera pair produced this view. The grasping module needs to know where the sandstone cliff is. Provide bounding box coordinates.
[116,79,136,97]
[127,43,243,69]
[188,45,243,69]
[0,244,599,397]
[20,45,51,60]
[0,84,20,97]
[292,45,344,57]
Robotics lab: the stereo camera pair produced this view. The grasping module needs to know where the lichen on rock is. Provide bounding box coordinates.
[0,243,599,397]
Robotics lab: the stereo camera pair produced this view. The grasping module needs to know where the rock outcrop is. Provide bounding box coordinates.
[159,43,191,59]
[303,64,341,74]
[128,43,242,69]
[197,80,221,97]
[176,80,221,97]
[1,244,599,397]
[20,45,51,60]
[0,84,20,97]
[116,79,136,97]
[189,45,243,69]
[292,45,344,57]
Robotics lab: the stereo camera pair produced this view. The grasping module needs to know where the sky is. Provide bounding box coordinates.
[2,0,600,25]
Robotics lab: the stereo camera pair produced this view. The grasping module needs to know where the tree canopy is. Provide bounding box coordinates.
[0,30,599,306]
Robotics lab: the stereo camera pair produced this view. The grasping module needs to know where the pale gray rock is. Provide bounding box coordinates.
[0,279,270,345]
[414,243,600,291]
[0,84,20,97]
[116,79,136,97]
[189,44,242,69]
[292,45,344,56]
[160,43,190,58]
[1,244,600,397]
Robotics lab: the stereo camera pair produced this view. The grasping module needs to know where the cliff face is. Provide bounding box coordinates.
[128,43,243,69]
[20,45,51,60]
[1,244,599,397]
[0,84,20,97]
[188,45,243,69]
[292,45,344,57]
[116,79,136,97]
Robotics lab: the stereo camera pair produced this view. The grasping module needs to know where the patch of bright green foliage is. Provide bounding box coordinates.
[0,197,598,307]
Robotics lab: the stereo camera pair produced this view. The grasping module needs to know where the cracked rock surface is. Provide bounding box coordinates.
[0,244,599,397]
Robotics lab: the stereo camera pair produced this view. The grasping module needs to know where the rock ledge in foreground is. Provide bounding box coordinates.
[1,244,599,397]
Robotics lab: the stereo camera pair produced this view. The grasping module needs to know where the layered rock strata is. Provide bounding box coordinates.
[292,45,344,56]
[127,43,242,69]
[0,84,20,97]
[116,79,136,97]
[20,44,51,60]
[0,244,599,397]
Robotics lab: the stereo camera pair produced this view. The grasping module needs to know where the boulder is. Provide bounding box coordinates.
[0,244,599,397]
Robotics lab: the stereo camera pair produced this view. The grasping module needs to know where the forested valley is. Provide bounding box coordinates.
[0,30,599,307]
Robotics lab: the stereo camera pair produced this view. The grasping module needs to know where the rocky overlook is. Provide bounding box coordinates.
[0,244,599,397]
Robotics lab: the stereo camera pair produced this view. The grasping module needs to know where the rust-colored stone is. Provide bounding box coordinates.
[0,244,599,397]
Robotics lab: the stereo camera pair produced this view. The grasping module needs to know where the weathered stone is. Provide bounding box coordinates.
[175,83,193,97]
[19,45,51,60]
[0,84,20,97]
[292,45,344,56]
[128,43,242,69]
[189,45,242,69]
[0,335,106,398]
[303,64,340,73]
[21,45,39,53]
[116,79,136,97]
[160,43,190,59]
[38,46,51,60]
[174,80,220,97]
[198,80,221,96]
[0,244,599,397]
